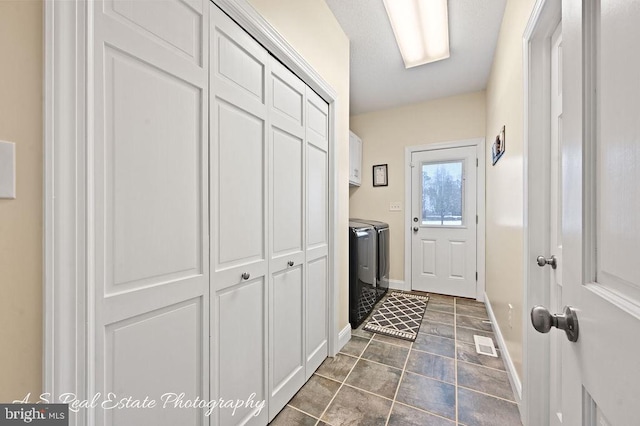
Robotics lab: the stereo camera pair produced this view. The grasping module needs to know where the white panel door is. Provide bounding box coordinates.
[411,146,477,298]
[559,0,640,423]
[92,1,209,425]
[210,5,269,426]
[548,23,564,426]
[305,89,330,377]
[267,58,307,420]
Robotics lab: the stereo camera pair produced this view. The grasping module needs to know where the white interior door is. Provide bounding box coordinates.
[268,57,307,420]
[548,22,564,426]
[305,88,330,378]
[411,145,477,298]
[92,1,210,425]
[558,0,640,423]
[210,6,269,426]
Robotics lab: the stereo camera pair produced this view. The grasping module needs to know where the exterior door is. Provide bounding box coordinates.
[559,0,640,423]
[92,2,210,426]
[411,145,477,297]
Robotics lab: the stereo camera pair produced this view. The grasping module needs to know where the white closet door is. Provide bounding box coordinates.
[268,59,307,420]
[305,89,330,377]
[92,1,209,425]
[210,6,269,426]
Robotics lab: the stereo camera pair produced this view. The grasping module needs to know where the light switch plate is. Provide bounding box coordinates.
[0,141,16,199]
[389,201,402,211]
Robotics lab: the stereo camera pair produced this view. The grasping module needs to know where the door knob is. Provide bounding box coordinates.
[537,255,557,269]
[530,305,579,342]
[287,260,294,267]
[413,227,419,232]
[241,272,250,280]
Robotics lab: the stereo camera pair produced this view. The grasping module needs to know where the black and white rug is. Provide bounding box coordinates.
[363,292,429,342]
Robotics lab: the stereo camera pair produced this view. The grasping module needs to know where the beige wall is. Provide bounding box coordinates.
[349,92,486,282]
[247,0,351,328]
[485,0,537,380]
[0,1,43,401]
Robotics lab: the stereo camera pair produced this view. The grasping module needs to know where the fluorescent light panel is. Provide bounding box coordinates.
[383,0,450,68]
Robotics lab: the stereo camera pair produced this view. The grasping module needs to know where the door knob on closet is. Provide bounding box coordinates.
[413,227,419,232]
[530,305,579,342]
[287,260,294,267]
[537,255,557,269]
[241,272,250,280]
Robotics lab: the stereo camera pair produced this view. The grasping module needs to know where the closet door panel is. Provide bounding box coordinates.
[305,89,329,378]
[92,1,210,425]
[210,6,268,426]
[307,144,328,253]
[217,278,267,426]
[269,58,306,263]
[306,256,328,373]
[269,266,305,415]
[210,5,268,283]
[271,128,303,257]
[216,102,265,269]
[267,58,307,420]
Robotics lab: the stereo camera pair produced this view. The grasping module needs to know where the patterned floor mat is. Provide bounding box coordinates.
[363,292,429,341]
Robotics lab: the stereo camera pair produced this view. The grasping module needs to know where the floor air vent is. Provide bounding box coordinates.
[473,335,498,357]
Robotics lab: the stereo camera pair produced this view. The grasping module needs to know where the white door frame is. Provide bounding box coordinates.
[43,0,340,420]
[522,0,562,425]
[403,138,486,300]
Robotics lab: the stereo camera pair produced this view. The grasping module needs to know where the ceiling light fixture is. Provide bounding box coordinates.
[383,0,450,69]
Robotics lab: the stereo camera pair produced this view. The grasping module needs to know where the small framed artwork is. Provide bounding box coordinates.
[492,125,506,165]
[373,164,388,187]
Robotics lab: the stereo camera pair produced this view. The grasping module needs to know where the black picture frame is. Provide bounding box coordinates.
[492,125,506,165]
[372,164,388,187]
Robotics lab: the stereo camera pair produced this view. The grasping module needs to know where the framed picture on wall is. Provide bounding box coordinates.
[492,125,506,165]
[373,164,388,187]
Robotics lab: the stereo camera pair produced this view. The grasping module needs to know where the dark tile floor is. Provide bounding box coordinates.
[270,292,522,426]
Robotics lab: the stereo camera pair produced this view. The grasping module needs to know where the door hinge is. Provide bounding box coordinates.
[476,215,478,224]
[476,272,478,281]
[476,158,479,167]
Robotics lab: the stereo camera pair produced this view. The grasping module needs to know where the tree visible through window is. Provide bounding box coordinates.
[421,161,463,225]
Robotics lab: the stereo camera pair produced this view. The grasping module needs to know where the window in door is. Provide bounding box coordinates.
[420,160,464,226]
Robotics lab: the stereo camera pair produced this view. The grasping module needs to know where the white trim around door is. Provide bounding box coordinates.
[44,2,341,424]
[522,0,562,425]
[403,138,486,301]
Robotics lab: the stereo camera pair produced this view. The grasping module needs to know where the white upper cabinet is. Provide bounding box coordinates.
[349,130,362,186]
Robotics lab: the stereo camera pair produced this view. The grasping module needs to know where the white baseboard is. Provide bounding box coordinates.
[337,323,351,353]
[388,279,409,291]
[484,292,523,404]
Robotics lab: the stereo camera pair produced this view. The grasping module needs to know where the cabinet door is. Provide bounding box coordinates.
[268,58,307,420]
[210,6,269,426]
[306,89,330,376]
[349,131,362,186]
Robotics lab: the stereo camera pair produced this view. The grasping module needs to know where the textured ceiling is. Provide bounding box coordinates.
[325,0,507,115]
